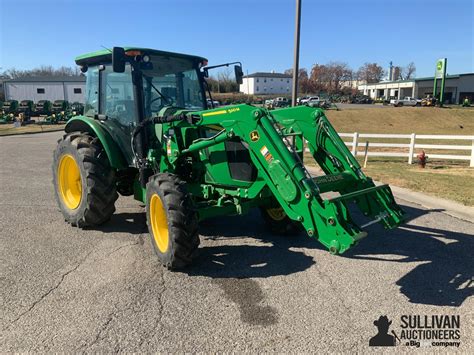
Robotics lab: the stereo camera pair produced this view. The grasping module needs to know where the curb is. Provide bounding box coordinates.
[305,166,473,224]
[0,128,64,137]
[389,185,474,224]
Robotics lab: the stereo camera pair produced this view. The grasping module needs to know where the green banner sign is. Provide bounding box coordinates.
[433,58,447,105]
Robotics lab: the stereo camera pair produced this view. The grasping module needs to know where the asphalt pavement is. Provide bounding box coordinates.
[1,132,472,352]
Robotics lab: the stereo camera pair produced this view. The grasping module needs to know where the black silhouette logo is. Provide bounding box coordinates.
[369,316,396,346]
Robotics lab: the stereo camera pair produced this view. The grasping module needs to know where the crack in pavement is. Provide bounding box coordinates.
[3,249,95,331]
[104,241,140,258]
[4,241,140,331]
[138,268,166,349]
[87,313,115,349]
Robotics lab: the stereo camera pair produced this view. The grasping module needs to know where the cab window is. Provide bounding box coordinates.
[84,66,99,117]
[100,64,135,125]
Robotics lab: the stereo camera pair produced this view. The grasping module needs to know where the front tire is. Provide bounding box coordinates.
[146,173,199,269]
[53,131,118,227]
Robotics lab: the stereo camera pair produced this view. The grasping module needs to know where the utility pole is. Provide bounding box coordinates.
[291,0,302,106]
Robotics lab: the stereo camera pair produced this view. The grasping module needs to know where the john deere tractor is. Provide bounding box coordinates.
[0,100,18,123]
[45,100,71,123]
[53,47,404,269]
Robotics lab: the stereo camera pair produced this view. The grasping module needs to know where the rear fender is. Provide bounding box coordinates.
[65,116,127,170]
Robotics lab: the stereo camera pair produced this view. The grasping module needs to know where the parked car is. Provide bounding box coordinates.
[206,99,220,108]
[390,96,421,107]
[264,99,274,107]
[272,97,289,108]
[297,96,308,105]
[300,96,320,105]
[306,97,327,107]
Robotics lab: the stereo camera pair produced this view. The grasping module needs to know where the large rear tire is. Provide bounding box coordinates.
[52,131,118,227]
[146,173,199,269]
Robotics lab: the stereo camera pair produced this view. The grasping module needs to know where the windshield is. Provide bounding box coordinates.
[141,55,205,116]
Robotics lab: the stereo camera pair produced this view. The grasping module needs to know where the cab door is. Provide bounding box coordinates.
[100,64,136,165]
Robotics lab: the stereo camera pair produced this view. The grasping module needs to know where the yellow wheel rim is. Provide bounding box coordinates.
[58,154,82,210]
[266,207,286,221]
[150,194,169,253]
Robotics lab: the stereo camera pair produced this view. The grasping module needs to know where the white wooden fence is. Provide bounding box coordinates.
[338,133,474,167]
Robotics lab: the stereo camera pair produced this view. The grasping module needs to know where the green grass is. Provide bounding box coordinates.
[325,106,474,135]
[305,154,474,206]
[360,159,474,206]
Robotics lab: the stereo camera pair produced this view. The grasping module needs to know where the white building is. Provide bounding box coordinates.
[240,72,292,95]
[4,76,86,103]
[358,73,474,104]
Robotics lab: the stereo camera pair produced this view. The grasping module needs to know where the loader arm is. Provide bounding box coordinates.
[162,104,404,254]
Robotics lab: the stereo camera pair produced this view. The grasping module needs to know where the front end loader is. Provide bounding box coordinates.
[52,47,404,269]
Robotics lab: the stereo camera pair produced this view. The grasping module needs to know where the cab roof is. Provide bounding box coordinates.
[75,47,207,66]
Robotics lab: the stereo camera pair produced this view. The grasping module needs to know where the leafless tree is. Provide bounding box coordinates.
[399,62,416,80]
[0,65,82,79]
[285,68,312,93]
[309,62,352,93]
[357,63,385,83]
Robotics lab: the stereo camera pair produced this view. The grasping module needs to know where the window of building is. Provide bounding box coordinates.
[264,79,267,83]
[281,79,283,81]
[287,80,290,83]
[271,78,273,81]
[256,78,259,82]
[256,86,259,91]
[74,88,82,94]
[264,87,267,92]
[37,88,45,94]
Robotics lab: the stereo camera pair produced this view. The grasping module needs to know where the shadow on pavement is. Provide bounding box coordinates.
[187,210,315,326]
[94,212,148,235]
[96,204,473,308]
[189,209,316,279]
[345,204,474,307]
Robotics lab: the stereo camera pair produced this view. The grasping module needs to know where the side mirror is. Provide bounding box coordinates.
[234,65,244,85]
[112,47,126,73]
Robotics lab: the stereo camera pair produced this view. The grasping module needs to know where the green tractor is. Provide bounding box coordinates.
[0,100,19,124]
[34,100,53,116]
[52,47,404,269]
[45,100,71,123]
[17,100,34,123]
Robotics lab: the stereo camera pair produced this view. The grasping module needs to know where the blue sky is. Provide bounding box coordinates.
[0,0,472,77]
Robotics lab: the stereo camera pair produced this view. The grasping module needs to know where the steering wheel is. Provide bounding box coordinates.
[151,95,174,106]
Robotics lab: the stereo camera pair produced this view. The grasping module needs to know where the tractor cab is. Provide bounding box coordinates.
[76,48,209,164]
[75,47,243,166]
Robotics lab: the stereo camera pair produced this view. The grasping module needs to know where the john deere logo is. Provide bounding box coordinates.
[250,130,260,142]
[437,61,443,70]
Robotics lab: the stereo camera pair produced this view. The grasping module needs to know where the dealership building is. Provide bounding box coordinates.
[3,76,86,103]
[358,72,474,104]
[240,72,292,95]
